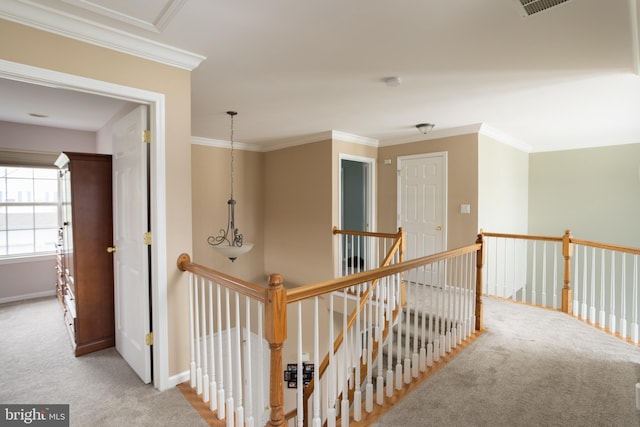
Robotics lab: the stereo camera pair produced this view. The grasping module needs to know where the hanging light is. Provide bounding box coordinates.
[207,111,253,261]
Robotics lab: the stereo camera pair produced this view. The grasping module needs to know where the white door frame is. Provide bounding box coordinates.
[338,153,376,273]
[0,59,170,391]
[397,151,448,255]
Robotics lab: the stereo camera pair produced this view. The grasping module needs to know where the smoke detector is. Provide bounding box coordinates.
[512,0,572,17]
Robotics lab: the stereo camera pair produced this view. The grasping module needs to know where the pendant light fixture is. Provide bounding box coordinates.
[207,111,253,261]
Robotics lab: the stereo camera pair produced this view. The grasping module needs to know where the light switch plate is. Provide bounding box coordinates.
[460,204,471,214]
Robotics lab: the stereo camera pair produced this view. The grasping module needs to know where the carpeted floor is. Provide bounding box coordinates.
[0,297,206,427]
[3,296,640,427]
[375,297,640,426]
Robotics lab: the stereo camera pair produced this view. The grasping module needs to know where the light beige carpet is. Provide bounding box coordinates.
[0,297,206,427]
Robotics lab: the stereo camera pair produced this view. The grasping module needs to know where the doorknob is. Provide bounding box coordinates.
[436,226,442,231]
[107,246,117,253]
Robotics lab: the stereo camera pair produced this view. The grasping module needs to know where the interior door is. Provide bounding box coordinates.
[112,105,151,383]
[398,152,447,284]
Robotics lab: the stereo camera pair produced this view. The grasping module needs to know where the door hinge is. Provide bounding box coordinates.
[144,231,152,245]
[143,130,151,144]
[145,332,153,346]
[397,169,402,177]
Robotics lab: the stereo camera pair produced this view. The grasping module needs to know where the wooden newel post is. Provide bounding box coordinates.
[265,273,287,426]
[475,232,485,331]
[561,230,573,314]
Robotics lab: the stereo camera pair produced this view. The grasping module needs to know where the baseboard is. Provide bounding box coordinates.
[168,370,190,388]
[0,290,56,305]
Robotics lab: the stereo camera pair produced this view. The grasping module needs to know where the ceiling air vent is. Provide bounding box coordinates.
[512,0,573,17]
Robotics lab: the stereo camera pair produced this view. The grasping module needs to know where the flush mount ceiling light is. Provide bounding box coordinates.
[207,111,253,261]
[382,76,401,87]
[416,123,435,134]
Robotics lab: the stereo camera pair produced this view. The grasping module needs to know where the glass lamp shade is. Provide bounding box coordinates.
[211,242,253,262]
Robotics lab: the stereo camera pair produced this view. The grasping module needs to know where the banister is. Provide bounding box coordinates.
[286,244,481,303]
[177,253,267,302]
[332,225,403,240]
[481,231,562,243]
[569,238,640,255]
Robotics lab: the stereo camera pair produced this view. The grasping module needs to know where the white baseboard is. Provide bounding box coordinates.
[168,370,190,388]
[0,290,56,305]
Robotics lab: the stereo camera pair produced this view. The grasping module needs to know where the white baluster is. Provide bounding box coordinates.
[365,287,374,413]
[208,282,217,412]
[235,292,244,427]
[609,251,617,335]
[590,248,596,324]
[581,246,588,320]
[327,293,336,427]
[198,278,208,404]
[553,244,559,309]
[376,280,384,405]
[572,246,580,317]
[225,289,234,427]
[189,274,196,388]
[632,255,638,344]
[620,255,627,339]
[245,296,254,427]
[541,242,547,307]
[216,285,225,420]
[386,277,394,397]
[354,285,362,422]
[313,297,322,426]
[599,249,606,329]
[297,302,304,427]
[257,303,264,422]
[341,290,350,427]
[195,276,202,396]
[531,241,537,305]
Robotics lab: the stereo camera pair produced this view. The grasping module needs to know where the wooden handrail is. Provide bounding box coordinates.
[481,231,562,243]
[286,244,481,303]
[570,238,640,255]
[176,253,267,302]
[332,225,402,240]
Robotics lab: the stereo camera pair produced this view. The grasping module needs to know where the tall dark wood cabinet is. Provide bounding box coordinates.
[55,152,115,356]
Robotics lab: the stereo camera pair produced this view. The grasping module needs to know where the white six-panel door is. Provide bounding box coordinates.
[112,105,151,383]
[398,152,447,283]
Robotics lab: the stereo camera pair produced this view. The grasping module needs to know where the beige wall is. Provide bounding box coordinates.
[378,134,479,249]
[1,20,193,378]
[191,144,265,283]
[264,141,334,286]
[478,134,529,234]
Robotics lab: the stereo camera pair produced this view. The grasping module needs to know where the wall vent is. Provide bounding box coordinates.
[512,0,572,17]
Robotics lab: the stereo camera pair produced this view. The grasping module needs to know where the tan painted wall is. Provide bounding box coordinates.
[264,141,334,286]
[191,144,265,283]
[0,20,193,377]
[378,134,479,249]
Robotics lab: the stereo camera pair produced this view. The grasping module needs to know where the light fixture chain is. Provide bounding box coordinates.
[230,113,235,199]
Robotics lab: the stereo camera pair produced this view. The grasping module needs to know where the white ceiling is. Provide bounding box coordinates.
[1,0,640,152]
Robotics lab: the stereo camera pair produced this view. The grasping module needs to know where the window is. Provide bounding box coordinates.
[0,166,59,257]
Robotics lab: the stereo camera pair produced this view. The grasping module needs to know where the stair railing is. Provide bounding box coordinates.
[177,231,485,426]
[481,230,640,345]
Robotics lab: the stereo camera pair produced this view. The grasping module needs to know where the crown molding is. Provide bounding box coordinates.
[191,136,262,152]
[478,123,532,153]
[0,0,205,71]
[193,130,379,153]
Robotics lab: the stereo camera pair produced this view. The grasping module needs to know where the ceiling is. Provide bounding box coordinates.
[1,0,640,152]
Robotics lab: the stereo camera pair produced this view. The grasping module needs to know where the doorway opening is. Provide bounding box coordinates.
[339,154,376,272]
[0,59,169,390]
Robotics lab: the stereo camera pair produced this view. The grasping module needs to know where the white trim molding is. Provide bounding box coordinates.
[0,0,205,71]
[0,59,170,392]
